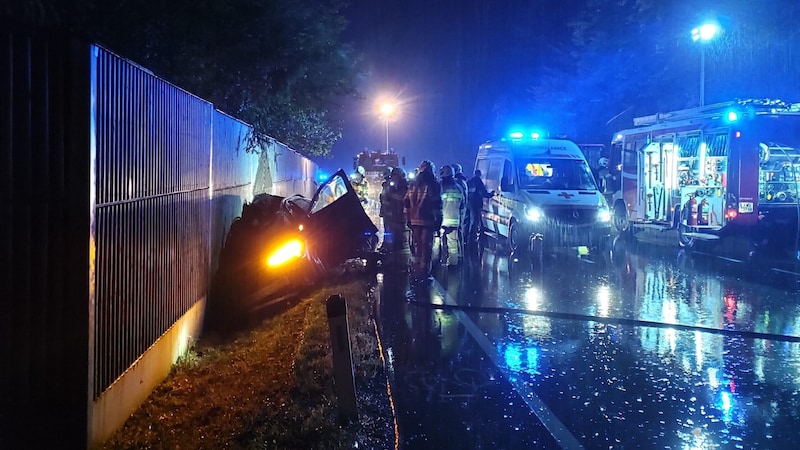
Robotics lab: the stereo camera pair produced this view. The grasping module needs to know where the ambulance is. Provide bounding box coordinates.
[608,99,800,260]
[475,133,612,261]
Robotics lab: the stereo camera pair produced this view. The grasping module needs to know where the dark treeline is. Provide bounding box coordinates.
[4,0,362,158]
[6,0,800,161]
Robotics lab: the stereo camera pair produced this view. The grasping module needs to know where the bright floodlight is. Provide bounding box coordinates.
[692,23,719,42]
[379,102,396,117]
[692,22,720,106]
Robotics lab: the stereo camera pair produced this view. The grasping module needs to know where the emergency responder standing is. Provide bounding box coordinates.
[452,163,469,247]
[593,156,619,205]
[382,167,409,263]
[404,160,442,281]
[350,165,369,204]
[466,169,493,251]
[378,167,393,253]
[440,165,466,267]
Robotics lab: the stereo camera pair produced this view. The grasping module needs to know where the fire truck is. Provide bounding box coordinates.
[352,149,405,200]
[607,99,800,260]
[353,149,404,178]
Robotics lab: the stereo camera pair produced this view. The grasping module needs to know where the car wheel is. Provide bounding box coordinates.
[507,219,521,256]
[612,200,630,236]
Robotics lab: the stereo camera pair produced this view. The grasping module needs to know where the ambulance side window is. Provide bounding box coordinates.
[484,159,502,192]
[475,159,489,180]
[500,159,514,192]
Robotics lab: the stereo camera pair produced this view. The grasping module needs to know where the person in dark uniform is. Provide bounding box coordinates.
[404,160,443,281]
[465,169,493,250]
[381,167,409,263]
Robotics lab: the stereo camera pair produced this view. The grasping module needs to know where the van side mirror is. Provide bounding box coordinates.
[500,175,513,192]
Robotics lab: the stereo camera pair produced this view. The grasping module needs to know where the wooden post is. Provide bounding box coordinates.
[325,295,358,423]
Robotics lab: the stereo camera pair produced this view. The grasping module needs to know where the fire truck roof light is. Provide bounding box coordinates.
[510,131,524,140]
[726,111,739,122]
[531,132,540,140]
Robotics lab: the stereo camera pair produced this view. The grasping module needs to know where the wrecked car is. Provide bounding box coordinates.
[209,169,379,331]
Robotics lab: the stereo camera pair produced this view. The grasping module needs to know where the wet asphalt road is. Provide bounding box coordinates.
[373,238,800,449]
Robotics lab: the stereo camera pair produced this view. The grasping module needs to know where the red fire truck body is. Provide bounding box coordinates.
[608,99,800,257]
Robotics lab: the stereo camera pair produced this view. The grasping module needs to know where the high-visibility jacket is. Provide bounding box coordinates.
[440,176,466,228]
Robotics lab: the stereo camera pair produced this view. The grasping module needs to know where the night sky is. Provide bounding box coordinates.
[326,0,800,176]
[328,0,582,174]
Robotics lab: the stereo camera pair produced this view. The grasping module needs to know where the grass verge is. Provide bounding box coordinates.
[99,279,394,449]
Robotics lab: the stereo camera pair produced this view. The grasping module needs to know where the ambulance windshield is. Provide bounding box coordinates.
[517,158,597,190]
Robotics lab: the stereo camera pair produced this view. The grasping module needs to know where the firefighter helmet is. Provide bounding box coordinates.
[440,164,453,178]
[419,160,435,174]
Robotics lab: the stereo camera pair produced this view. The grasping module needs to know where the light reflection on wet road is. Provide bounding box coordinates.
[374,240,800,449]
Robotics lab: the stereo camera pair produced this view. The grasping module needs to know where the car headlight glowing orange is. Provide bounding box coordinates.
[267,239,304,267]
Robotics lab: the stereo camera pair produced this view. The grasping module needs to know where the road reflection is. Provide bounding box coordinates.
[375,240,800,449]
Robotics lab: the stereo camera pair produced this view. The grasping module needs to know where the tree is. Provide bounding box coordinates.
[5,0,362,158]
[514,0,800,142]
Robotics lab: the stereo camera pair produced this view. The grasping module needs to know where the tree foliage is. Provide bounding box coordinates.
[5,0,362,158]
[519,0,800,143]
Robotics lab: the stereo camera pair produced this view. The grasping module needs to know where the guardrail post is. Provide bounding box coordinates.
[325,295,358,424]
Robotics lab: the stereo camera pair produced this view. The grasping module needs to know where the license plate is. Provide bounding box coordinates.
[738,202,754,213]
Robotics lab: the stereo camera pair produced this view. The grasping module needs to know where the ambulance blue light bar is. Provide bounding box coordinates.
[509,131,543,141]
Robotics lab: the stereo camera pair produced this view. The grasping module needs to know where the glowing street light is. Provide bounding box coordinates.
[691,22,720,106]
[378,101,396,152]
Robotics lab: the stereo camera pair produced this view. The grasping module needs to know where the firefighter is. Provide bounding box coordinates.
[452,163,469,246]
[404,160,443,281]
[382,167,409,263]
[350,165,369,203]
[466,169,493,251]
[593,157,619,202]
[440,165,466,267]
[378,166,394,253]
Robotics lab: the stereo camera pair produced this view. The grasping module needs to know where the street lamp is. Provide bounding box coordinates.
[691,22,720,106]
[378,101,396,152]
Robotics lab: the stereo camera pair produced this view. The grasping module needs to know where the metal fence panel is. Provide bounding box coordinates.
[2,27,319,449]
[91,47,213,398]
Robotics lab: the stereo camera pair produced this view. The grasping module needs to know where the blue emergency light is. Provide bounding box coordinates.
[509,130,544,141]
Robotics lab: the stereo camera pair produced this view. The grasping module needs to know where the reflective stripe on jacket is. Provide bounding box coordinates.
[440,176,465,227]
